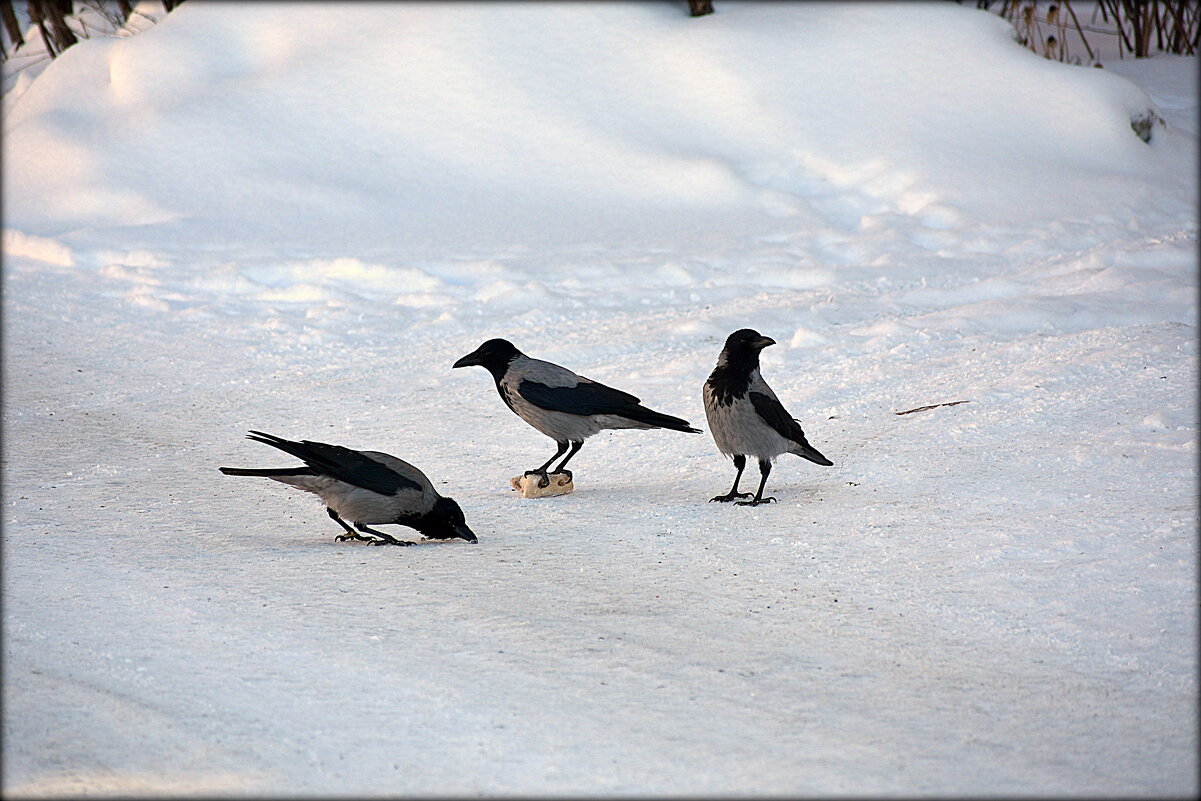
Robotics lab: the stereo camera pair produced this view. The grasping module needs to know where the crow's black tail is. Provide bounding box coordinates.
[791,440,833,467]
[218,466,316,477]
[245,430,313,459]
[622,405,702,434]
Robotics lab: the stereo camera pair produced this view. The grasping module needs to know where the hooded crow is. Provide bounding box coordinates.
[219,431,477,545]
[453,339,701,486]
[703,329,833,506]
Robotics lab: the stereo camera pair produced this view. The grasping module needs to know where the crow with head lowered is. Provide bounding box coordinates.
[703,329,833,506]
[219,431,477,545]
[453,339,701,487]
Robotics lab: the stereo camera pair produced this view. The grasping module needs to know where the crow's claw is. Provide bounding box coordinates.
[523,470,551,488]
[334,533,376,543]
[710,491,753,503]
[735,496,777,507]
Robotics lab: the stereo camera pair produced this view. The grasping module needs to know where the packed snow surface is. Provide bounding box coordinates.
[3,2,1196,796]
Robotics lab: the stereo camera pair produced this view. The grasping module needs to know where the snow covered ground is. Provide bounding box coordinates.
[3,2,1197,796]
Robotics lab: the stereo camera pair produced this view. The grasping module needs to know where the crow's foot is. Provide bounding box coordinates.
[523,470,551,488]
[735,496,777,507]
[334,532,377,543]
[367,537,415,547]
[710,491,753,503]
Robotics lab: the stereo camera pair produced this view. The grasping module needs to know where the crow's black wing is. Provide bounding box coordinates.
[246,431,420,495]
[517,378,640,416]
[748,392,808,444]
[748,394,832,465]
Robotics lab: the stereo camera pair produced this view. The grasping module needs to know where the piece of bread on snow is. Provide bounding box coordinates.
[509,472,574,498]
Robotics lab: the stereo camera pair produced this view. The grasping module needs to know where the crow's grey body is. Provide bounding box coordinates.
[703,330,832,505]
[454,339,700,484]
[219,431,476,545]
[705,370,804,461]
[498,355,665,441]
[266,451,437,522]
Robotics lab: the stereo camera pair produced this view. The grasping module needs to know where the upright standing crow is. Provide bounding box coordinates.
[453,339,701,486]
[219,431,477,545]
[703,329,833,505]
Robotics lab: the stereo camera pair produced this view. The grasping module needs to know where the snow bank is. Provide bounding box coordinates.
[3,1,1194,258]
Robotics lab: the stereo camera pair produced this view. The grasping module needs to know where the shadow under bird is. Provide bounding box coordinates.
[218,431,477,545]
[453,338,701,486]
[703,329,833,506]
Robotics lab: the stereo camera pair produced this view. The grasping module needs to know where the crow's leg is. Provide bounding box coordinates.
[356,523,415,546]
[552,440,584,480]
[330,507,376,542]
[736,458,778,506]
[525,440,569,488]
[710,455,753,502]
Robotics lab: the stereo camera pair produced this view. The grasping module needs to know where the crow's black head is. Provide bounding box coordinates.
[414,496,478,543]
[453,338,521,379]
[720,328,775,367]
[707,329,777,404]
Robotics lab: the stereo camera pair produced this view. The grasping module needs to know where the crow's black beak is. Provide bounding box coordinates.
[754,336,776,349]
[455,523,478,543]
[453,350,481,369]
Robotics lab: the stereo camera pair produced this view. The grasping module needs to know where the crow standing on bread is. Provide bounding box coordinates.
[454,339,700,487]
